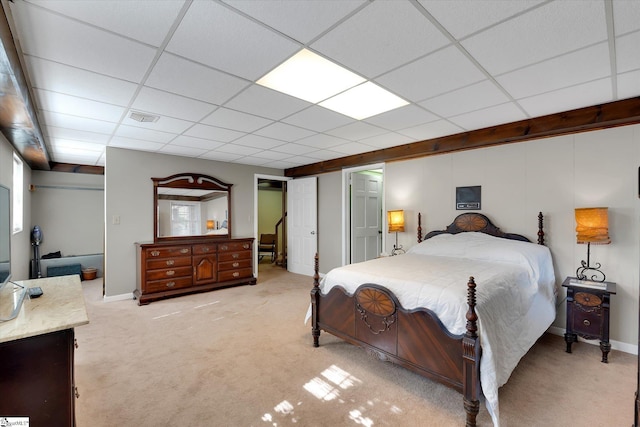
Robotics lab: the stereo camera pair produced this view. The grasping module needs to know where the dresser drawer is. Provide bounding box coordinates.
[218,250,251,262]
[145,246,191,258]
[193,244,217,255]
[147,256,192,270]
[218,241,252,252]
[145,276,193,293]
[219,259,252,271]
[146,266,192,281]
[218,267,253,282]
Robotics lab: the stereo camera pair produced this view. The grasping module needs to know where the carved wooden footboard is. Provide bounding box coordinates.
[310,212,546,427]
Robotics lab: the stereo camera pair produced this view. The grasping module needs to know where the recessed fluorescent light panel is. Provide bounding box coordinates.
[258,49,407,120]
[319,82,409,120]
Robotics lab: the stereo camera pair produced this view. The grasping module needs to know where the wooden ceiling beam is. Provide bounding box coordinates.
[285,97,640,178]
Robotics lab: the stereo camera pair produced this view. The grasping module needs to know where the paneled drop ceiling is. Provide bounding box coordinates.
[2,0,639,173]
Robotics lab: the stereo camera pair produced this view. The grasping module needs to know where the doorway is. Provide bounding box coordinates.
[254,175,289,278]
[342,164,385,266]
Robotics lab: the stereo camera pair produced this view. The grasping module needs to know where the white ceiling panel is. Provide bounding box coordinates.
[24,57,138,105]
[165,1,300,81]
[419,80,509,118]
[3,1,638,171]
[497,43,612,100]
[419,0,545,39]
[518,78,613,118]
[377,45,486,102]
[201,107,273,133]
[461,1,608,75]
[10,1,156,82]
[145,53,250,105]
[311,1,449,77]
[222,0,366,44]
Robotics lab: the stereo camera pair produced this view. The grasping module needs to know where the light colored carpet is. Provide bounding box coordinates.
[75,264,636,426]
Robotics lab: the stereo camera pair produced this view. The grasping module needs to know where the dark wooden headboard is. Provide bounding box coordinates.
[417,212,545,245]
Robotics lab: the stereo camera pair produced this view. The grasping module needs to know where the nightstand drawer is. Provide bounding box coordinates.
[570,310,602,339]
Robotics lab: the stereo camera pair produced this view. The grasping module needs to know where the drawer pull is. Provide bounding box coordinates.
[202,247,209,252]
[166,260,175,266]
[243,244,249,249]
[166,270,175,276]
[166,281,176,288]
[232,262,239,268]
[233,271,240,278]
[150,250,160,257]
[180,248,189,254]
[583,319,591,326]
[232,253,240,259]
[221,245,228,251]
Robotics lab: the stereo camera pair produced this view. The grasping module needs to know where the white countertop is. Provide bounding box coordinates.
[0,275,90,344]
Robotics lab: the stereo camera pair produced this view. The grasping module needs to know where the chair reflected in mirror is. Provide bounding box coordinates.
[258,234,277,263]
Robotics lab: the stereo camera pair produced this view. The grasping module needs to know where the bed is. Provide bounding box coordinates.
[309,212,555,427]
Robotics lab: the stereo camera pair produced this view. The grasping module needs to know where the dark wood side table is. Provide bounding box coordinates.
[562,276,616,363]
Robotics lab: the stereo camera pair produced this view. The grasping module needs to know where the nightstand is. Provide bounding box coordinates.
[562,276,616,363]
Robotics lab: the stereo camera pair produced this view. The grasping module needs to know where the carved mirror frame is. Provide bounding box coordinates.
[153,173,232,243]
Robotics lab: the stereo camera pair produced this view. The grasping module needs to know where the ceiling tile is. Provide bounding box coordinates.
[249,150,291,161]
[225,84,311,120]
[158,145,207,157]
[121,111,194,134]
[282,105,353,132]
[132,87,216,121]
[39,110,118,135]
[145,53,250,105]
[9,1,156,82]
[311,1,449,77]
[295,134,348,150]
[419,0,545,39]
[114,125,176,143]
[199,151,243,162]
[169,136,224,151]
[44,126,110,145]
[364,104,438,131]
[419,80,509,118]
[222,0,366,44]
[48,138,106,153]
[216,144,262,156]
[25,0,186,46]
[184,124,245,143]
[447,102,527,131]
[518,78,613,117]
[376,45,486,102]
[264,159,300,169]
[303,150,344,161]
[109,137,164,152]
[200,107,273,133]
[618,70,640,100]
[613,1,640,35]
[359,132,414,149]
[461,1,607,75]
[24,56,138,105]
[34,89,125,122]
[254,122,315,142]
[270,143,319,156]
[497,43,611,99]
[232,135,286,150]
[326,122,388,141]
[616,31,640,73]
[398,120,464,141]
[331,141,376,155]
[166,1,300,81]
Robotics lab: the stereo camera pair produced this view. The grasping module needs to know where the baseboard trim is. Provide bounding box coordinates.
[547,325,638,355]
[103,292,134,303]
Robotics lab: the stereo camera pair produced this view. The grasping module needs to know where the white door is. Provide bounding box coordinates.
[287,177,317,276]
[350,171,382,263]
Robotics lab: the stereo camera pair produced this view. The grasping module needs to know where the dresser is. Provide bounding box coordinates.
[135,237,255,305]
[0,275,89,426]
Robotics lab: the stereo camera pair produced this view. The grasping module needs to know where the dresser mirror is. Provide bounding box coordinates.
[153,173,232,242]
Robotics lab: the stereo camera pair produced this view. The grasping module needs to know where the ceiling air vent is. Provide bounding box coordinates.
[129,111,160,123]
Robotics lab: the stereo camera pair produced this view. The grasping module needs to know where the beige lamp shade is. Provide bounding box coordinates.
[575,207,610,244]
[206,220,215,230]
[387,210,405,233]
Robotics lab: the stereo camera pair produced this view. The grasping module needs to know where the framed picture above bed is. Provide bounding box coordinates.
[456,185,481,210]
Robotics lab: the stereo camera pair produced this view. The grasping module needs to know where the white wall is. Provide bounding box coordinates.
[317,124,640,347]
[104,147,283,298]
[30,171,104,256]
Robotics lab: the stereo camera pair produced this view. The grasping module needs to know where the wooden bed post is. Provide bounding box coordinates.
[311,253,321,347]
[537,211,545,245]
[417,212,423,243]
[462,276,480,427]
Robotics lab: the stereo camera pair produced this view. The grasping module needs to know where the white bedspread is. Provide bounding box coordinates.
[314,232,556,427]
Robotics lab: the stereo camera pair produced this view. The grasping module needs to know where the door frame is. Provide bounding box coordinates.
[254,174,291,278]
[341,163,386,266]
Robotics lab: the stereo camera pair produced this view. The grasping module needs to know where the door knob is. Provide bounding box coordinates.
[310,231,316,235]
